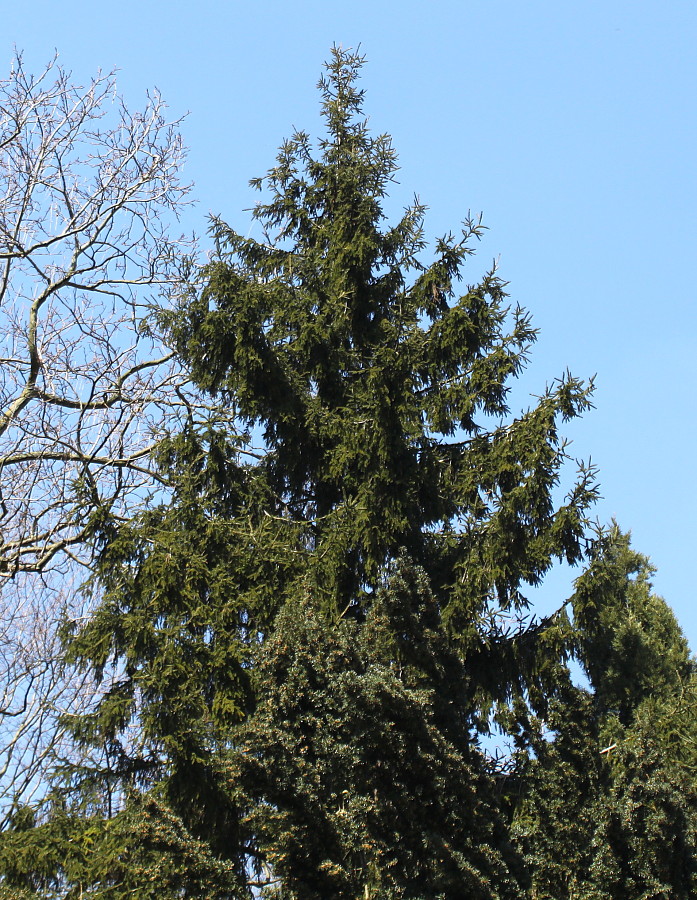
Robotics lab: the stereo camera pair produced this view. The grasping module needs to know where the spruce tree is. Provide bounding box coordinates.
[571,523,692,728]
[0,48,600,897]
[235,556,526,899]
[511,526,697,900]
[580,736,697,900]
[572,528,697,899]
[510,686,603,900]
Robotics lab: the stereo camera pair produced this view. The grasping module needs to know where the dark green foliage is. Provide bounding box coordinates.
[572,523,692,727]
[48,47,597,868]
[234,556,526,899]
[0,794,241,899]
[511,688,603,899]
[60,425,303,866]
[580,736,697,900]
[9,48,693,900]
[511,527,697,899]
[570,528,697,899]
[164,47,595,632]
[513,712,697,900]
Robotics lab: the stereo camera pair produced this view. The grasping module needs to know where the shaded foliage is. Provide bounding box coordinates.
[234,557,526,899]
[511,526,697,900]
[0,793,240,899]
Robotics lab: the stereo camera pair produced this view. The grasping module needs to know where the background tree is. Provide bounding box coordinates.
[511,526,697,899]
[580,736,697,900]
[0,54,199,819]
[0,575,92,826]
[509,686,603,900]
[0,54,194,575]
[572,523,693,728]
[573,527,697,899]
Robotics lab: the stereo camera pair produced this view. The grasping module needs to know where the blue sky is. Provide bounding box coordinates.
[4,1,696,644]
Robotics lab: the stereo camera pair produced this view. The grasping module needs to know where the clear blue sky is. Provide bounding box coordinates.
[5,1,696,644]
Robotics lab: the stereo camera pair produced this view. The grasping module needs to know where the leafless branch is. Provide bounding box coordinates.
[0,54,195,575]
[0,53,209,817]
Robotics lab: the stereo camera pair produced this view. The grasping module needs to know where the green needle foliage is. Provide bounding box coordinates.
[572,523,693,728]
[512,526,697,900]
[581,737,697,900]
[0,794,241,900]
[163,45,596,680]
[510,687,603,900]
[234,556,526,899]
[6,47,663,899]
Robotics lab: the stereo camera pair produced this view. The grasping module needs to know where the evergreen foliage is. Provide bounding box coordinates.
[51,47,597,881]
[0,794,240,899]
[2,47,695,899]
[234,556,526,899]
[572,523,692,726]
[512,526,697,900]
[511,687,602,900]
[163,46,597,633]
[581,736,697,900]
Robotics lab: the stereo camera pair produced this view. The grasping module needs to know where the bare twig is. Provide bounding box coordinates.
[0,54,205,818]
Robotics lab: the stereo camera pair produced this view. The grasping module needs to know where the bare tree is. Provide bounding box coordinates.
[0,54,195,817]
[0,54,193,575]
[0,572,90,825]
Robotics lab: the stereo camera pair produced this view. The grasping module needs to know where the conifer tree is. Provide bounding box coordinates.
[572,528,697,899]
[511,527,697,900]
[235,556,526,899]
[0,48,601,897]
[510,686,603,900]
[580,736,697,900]
[572,523,692,727]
